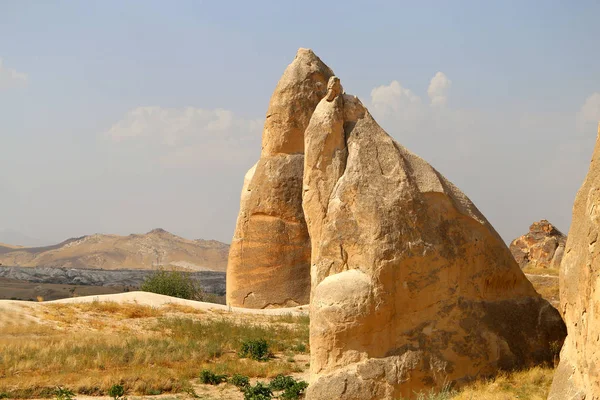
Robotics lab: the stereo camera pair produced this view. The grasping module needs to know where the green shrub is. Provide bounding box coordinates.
[280,380,309,399]
[199,369,228,385]
[269,374,297,391]
[108,384,125,400]
[0,393,9,399]
[231,374,250,389]
[141,268,204,300]
[268,375,308,399]
[243,382,273,400]
[239,338,271,361]
[54,387,75,400]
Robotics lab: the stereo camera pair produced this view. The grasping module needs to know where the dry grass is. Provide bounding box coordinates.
[453,367,554,400]
[400,367,554,400]
[1,301,555,400]
[523,266,559,276]
[0,302,309,398]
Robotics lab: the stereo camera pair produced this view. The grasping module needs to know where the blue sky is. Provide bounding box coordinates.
[1,1,599,245]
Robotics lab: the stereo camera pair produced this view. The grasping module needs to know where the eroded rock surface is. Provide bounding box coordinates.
[302,76,566,399]
[549,124,600,400]
[226,49,334,308]
[510,220,566,271]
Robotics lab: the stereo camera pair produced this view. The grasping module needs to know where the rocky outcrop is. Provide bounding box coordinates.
[226,49,334,309]
[510,220,566,270]
[0,229,229,272]
[549,124,600,400]
[302,75,566,399]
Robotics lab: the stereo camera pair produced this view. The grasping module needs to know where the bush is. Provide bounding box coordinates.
[268,375,308,399]
[269,375,297,391]
[239,338,271,361]
[54,387,75,400]
[199,369,228,385]
[243,382,273,400]
[108,384,125,400]
[231,374,250,389]
[280,380,309,399]
[141,268,204,300]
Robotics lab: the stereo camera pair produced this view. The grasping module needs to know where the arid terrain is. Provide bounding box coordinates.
[0,277,129,302]
[0,229,229,302]
[0,292,556,400]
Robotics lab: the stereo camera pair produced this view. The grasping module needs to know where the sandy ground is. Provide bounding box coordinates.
[0,290,308,316]
[0,291,310,400]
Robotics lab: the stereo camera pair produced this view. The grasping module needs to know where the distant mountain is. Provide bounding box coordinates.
[0,229,47,247]
[0,228,229,271]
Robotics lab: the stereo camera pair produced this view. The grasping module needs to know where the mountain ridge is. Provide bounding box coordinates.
[0,229,228,272]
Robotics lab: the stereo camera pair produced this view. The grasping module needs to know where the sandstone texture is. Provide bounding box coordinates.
[549,124,600,400]
[226,49,334,309]
[510,220,566,271]
[302,75,566,399]
[0,228,228,271]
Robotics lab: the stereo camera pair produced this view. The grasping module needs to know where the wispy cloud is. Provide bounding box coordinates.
[104,106,262,167]
[577,92,600,131]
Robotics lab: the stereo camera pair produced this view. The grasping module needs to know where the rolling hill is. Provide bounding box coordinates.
[0,228,229,271]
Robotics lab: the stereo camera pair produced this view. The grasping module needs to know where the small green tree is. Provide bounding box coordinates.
[141,268,204,300]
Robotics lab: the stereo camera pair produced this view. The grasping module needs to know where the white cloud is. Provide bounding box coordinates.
[104,106,262,167]
[370,80,426,129]
[427,72,451,106]
[577,92,600,131]
[370,80,421,114]
[0,58,28,89]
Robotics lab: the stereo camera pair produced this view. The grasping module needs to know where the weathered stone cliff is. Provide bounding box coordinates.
[549,124,600,400]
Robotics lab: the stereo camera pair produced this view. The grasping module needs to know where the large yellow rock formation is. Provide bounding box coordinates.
[549,124,600,400]
[226,49,334,308]
[302,76,566,399]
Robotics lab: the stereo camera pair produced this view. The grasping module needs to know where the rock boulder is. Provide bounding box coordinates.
[226,49,334,308]
[510,220,566,271]
[302,75,567,399]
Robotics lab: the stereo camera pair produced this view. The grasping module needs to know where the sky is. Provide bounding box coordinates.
[1,1,600,245]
